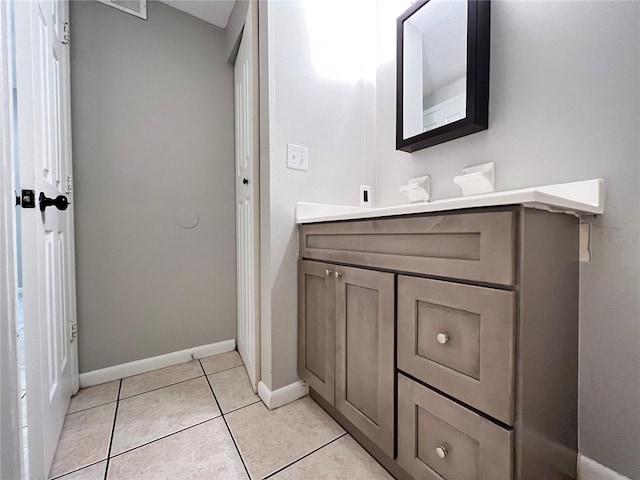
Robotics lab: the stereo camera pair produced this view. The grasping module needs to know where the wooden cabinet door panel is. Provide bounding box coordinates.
[298,260,335,405]
[335,265,395,457]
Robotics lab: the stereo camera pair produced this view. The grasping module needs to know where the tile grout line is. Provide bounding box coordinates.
[261,432,348,480]
[112,363,241,402]
[224,399,262,416]
[108,417,219,459]
[66,399,118,416]
[103,379,122,480]
[199,360,252,480]
[119,373,205,400]
[202,363,246,377]
[106,397,262,460]
[50,459,106,480]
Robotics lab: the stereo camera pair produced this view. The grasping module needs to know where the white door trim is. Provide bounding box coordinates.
[234,0,261,392]
[0,0,22,477]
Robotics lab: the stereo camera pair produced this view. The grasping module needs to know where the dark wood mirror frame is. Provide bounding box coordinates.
[396,0,490,153]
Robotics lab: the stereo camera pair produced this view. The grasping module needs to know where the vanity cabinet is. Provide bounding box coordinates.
[298,207,580,480]
[298,260,395,457]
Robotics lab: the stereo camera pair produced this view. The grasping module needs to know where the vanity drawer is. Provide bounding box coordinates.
[299,211,516,286]
[398,374,513,480]
[398,275,516,425]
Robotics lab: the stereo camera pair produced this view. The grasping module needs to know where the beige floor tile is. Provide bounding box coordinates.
[107,419,247,480]
[269,435,392,480]
[226,396,345,479]
[48,403,116,479]
[200,351,243,374]
[68,381,120,414]
[208,366,259,413]
[120,361,203,398]
[111,377,220,455]
[56,461,106,480]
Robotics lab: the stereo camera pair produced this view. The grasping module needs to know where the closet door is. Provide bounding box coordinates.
[334,266,395,457]
[298,260,335,405]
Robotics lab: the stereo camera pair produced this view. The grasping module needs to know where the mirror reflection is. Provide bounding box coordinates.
[402,0,468,139]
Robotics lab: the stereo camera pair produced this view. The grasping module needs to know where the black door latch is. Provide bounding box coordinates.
[39,192,69,212]
[18,190,36,208]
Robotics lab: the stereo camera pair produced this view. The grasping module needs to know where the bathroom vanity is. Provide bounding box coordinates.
[295,180,603,480]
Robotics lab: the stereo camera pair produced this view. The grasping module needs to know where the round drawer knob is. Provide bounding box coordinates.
[436,333,449,344]
[435,445,448,459]
[325,269,332,276]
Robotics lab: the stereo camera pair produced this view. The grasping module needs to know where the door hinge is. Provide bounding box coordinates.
[62,22,70,45]
[69,322,77,342]
[66,175,73,193]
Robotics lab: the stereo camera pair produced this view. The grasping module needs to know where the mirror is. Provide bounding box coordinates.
[396,0,490,153]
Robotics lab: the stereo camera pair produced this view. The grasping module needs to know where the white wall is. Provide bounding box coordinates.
[376,1,640,478]
[261,2,640,476]
[260,0,376,390]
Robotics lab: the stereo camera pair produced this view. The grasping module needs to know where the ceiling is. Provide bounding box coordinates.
[159,0,236,28]
[407,0,467,97]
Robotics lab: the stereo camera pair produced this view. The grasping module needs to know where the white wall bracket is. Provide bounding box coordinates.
[454,162,495,196]
[399,175,431,203]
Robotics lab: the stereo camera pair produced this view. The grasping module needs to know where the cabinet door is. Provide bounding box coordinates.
[298,260,335,405]
[334,265,395,457]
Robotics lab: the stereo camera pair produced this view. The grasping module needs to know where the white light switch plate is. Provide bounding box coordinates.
[287,143,309,171]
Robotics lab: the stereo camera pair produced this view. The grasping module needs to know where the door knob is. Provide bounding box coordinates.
[436,333,449,344]
[39,192,69,212]
[435,445,448,458]
[325,269,333,276]
[334,271,342,278]
[242,178,249,185]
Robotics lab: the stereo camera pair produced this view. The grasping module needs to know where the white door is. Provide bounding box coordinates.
[14,0,79,477]
[235,5,259,392]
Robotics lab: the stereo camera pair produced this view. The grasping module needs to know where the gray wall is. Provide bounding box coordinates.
[375,1,640,477]
[70,1,236,372]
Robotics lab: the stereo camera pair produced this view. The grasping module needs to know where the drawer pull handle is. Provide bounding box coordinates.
[435,445,448,459]
[436,333,449,344]
[325,269,333,276]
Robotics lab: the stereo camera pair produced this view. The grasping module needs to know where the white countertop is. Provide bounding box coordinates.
[295,179,605,224]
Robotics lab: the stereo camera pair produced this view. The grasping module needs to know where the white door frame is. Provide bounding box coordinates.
[0,0,23,478]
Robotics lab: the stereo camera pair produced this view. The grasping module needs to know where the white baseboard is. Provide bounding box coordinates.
[578,455,632,480]
[258,379,308,410]
[79,339,236,388]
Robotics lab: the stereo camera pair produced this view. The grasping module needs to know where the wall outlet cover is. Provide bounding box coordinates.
[360,185,372,206]
[287,143,309,171]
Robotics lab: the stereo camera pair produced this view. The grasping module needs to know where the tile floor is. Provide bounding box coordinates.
[49,351,392,480]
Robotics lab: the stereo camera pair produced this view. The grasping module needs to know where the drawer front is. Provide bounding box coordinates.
[398,374,513,480]
[299,211,515,286]
[398,276,516,425]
